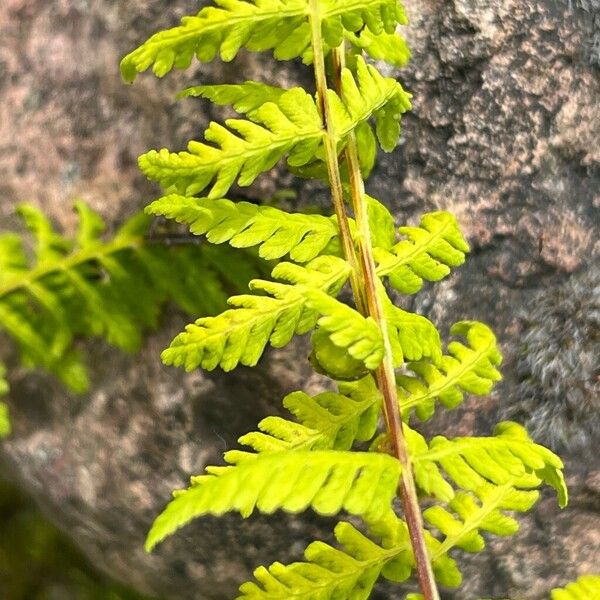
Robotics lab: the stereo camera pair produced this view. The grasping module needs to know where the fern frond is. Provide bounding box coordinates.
[139,88,323,199]
[238,519,413,600]
[240,386,381,453]
[120,0,408,82]
[162,256,350,372]
[330,57,412,152]
[146,195,341,262]
[408,422,568,507]
[179,82,287,114]
[552,575,600,599]
[146,450,401,551]
[142,60,410,198]
[0,202,258,393]
[374,211,470,295]
[397,321,503,421]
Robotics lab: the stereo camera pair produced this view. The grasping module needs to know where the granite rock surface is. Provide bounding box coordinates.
[0,0,599,598]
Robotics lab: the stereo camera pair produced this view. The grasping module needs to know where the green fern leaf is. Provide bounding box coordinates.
[552,575,600,600]
[346,29,411,67]
[121,0,408,82]
[141,61,410,198]
[425,483,542,559]
[408,421,568,507]
[146,450,401,551]
[146,195,340,262]
[139,88,323,199]
[179,81,287,114]
[366,195,396,251]
[239,511,462,599]
[162,256,350,372]
[238,519,412,600]
[0,202,258,393]
[240,386,381,453]
[397,321,503,421]
[330,56,412,152]
[374,211,470,295]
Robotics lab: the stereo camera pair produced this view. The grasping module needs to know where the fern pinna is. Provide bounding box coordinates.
[122,1,568,598]
[0,202,257,438]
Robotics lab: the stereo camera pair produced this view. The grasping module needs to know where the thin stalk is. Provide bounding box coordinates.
[308,0,366,313]
[330,46,441,600]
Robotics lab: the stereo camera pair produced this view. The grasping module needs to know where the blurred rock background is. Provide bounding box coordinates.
[0,0,598,598]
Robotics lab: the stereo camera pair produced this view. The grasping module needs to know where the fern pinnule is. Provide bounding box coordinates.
[162,256,350,372]
[240,387,381,454]
[373,211,470,295]
[407,422,568,506]
[396,321,503,421]
[120,0,408,82]
[146,195,341,262]
[139,88,323,199]
[379,288,443,366]
[345,29,411,68]
[330,56,412,152]
[179,82,287,115]
[145,451,401,551]
[238,520,413,600]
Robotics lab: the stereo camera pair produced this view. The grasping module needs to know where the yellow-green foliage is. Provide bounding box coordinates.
[121,1,569,598]
[0,203,259,434]
[552,575,600,599]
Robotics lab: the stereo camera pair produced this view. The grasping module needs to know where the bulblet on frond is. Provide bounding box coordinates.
[309,327,371,381]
